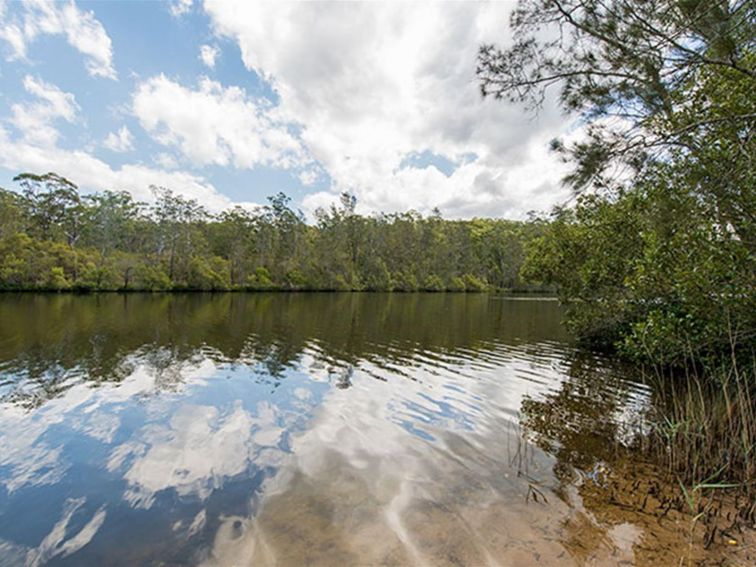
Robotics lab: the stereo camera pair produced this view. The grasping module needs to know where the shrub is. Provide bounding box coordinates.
[449,276,466,292]
[461,273,488,292]
[135,264,171,290]
[47,266,70,291]
[247,266,275,290]
[423,274,445,292]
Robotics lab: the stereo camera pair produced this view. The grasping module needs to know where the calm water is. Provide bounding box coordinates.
[0,293,653,566]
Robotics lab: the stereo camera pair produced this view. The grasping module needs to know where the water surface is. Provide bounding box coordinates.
[0,293,654,565]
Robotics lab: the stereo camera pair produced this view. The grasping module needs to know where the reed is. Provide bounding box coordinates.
[643,352,755,530]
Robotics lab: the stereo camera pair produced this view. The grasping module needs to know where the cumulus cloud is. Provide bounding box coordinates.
[0,125,244,210]
[133,74,309,171]
[103,125,134,152]
[199,43,219,68]
[0,2,575,220]
[204,1,572,218]
[9,75,79,147]
[0,75,259,211]
[169,0,193,18]
[0,0,116,79]
[155,152,178,169]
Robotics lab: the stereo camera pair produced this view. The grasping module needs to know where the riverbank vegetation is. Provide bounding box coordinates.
[0,0,751,545]
[0,177,544,293]
[479,0,754,536]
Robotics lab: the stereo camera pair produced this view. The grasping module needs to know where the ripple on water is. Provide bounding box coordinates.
[0,293,669,566]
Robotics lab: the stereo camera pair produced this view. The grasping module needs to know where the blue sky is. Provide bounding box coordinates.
[0,1,571,218]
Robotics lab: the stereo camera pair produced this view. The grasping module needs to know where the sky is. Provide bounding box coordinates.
[0,0,573,220]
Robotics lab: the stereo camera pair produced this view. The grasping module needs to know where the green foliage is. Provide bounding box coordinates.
[187,256,230,291]
[523,194,646,346]
[478,0,755,195]
[247,267,275,290]
[47,267,69,291]
[361,259,392,291]
[0,176,545,293]
[75,261,103,291]
[522,171,754,365]
[135,264,171,291]
[461,273,488,292]
[391,271,419,292]
[0,189,26,238]
[422,274,445,292]
[449,276,466,292]
[487,0,755,369]
[284,268,307,289]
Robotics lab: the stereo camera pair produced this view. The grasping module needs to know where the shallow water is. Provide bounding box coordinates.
[0,293,659,565]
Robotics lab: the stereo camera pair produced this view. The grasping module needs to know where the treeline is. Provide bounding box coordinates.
[0,173,544,292]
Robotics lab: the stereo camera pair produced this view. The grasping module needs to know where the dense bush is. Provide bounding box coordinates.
[523,171,754,366]
[0,180,545,293]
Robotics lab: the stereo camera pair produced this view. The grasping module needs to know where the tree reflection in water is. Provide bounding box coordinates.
[0,292,568,406]
[1,293,731,566]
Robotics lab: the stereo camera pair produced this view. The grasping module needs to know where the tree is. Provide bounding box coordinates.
[84,190,141,256]
[482,1,755,364]
[151,186,208,284]
[13,173,82,240]
[477,1,755,210]
[0,188,26,238]
[0,173,546,293]
[210,206,258,286]
[261,192,307,284]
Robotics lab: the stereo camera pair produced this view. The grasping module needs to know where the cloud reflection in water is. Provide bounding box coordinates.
[0,293,652,565]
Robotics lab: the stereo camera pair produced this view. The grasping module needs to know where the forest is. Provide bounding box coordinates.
[0,175,543,293]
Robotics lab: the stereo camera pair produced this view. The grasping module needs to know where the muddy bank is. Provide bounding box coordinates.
[569,459,755,566]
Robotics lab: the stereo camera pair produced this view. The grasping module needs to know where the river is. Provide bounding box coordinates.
[0,293,712,565]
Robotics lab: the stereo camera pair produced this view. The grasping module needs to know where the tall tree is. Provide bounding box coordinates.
[150,186,207,282]
[488,2,756,361]
[13,172,82,242]
[477,0,755,219]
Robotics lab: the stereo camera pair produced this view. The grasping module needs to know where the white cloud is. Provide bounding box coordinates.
[1,77,261,212]
[204,1,572,218]
[115,400,281,509]
[9,75,79,147]
[0,4,26,57]
[297,165,323,187]
[155,152,178,169]
[26,498,107,566]
[20,75,78,121]
[133,74,309,171]
[199,43,219,68]
[0,123,257,211]
[0,0,116,79]
[170,0,193,18]
[103,125,134,152]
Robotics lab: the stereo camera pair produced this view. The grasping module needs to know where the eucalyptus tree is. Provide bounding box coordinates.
[0,188,26,239]
[0,173,544,293]
[260,192,308,285]
[83,190,142,256]
[313,192,366,288]
[12,172,84,245]
[210,206,259,286]
[150,186,208,282]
